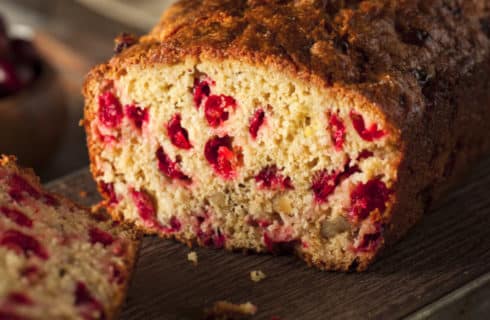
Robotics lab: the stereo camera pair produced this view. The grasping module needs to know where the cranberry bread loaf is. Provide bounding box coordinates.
[83,0,490,271]
[0,156,139,319]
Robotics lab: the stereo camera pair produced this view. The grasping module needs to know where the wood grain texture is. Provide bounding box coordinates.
[46,157,490,320]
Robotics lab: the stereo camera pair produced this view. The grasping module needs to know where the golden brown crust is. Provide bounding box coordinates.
[83,0,490,271]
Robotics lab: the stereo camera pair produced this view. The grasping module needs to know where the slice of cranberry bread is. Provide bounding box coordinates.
[0,156,139,319]
[83,0,490,271]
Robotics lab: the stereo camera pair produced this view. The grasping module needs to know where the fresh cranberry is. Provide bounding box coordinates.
[349,110,386,141]
[156,147,191,182]
[125,104,148,131]
[0,229,48,260]
[89,227,114,247]
[328,113,346,151]
[255,165,293,191]
[311,170,338,203]
[20,265,40,281]
[166,114,192,149]
[1,206,32,228]
[193,78,211,108]
[100,182,118,205]
[130,189,158,229]
[249,109,265,139]
[263,233,297,254]
[10,39,40,67]
[312,164,359,203]
[0,59,21,97]
[7,292,33,305]
[212,232,226,248]
[8,174,41,202]
[98,92,123,128]
[110,263,125,285]
[204,136,240,179]
[198,229,225,248]
[169,216,181,232]
[349,178,392,221]
[74,282,105,320]
[204,94,237,127]
[357,150,374,160]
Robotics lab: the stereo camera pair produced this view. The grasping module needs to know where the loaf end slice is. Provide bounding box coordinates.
[0,156,139,319]
[84,53,401,272]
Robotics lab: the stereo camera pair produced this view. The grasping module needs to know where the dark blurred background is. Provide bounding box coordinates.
[1,0,172,182]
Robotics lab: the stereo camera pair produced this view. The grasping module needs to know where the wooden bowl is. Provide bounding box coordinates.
[0,62,67,168]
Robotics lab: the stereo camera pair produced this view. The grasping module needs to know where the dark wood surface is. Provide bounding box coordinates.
[45,155,490,320]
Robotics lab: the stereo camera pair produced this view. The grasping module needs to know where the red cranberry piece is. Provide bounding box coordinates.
[198,229,225,248]
[350,110,386,141]
[263,233,298,254]
[0,310,25,320]
[125,104,148,131]
[89,227,114,247]
[75,282,105,320]
[355,223,383,252]
[204,94,237,127]
[249,109,265,139]
[0,59,21,97]
[328,113,346,151]
[212,232,225,248]
[255,165,293,191]
[193,78,211,108]
[159,216,182,234]
[156,147,191,182]
[349,178,392,222]
[109,263,126,285]
[130,189,159,228]
[9,174,41,202]
[20,265,40,281]
[43,193,60,207]
[0,229,48,260]
[204,136,240,179]
[166,114,192,150]
[169,216,181,232]
[1,207,32,228]
[100,182,118,206]
[357,150,374,160]
[8,292,33,305]
[311,170,338,203]
[98,92,123,128]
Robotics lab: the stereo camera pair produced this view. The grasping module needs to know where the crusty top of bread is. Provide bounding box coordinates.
[85,0,489,136]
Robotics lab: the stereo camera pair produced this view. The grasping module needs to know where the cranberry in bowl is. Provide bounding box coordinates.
[0,16,67,169]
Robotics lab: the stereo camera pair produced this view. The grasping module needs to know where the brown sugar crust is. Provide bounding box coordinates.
[84,0,490,271]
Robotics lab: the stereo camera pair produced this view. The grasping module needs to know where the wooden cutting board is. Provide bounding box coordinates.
[46,160,490,320]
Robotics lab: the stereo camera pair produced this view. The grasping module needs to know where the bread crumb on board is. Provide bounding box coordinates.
[79,190,88,198]
[187,251,198,265]
[205,301,257,319]
[250,270,266,282]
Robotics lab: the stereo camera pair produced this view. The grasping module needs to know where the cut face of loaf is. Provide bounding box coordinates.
[85,59,400,271]
[0,156,139,319]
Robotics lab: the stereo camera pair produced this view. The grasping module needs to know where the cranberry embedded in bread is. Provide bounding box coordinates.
[83,0,490,271]
[0,156,138,319]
